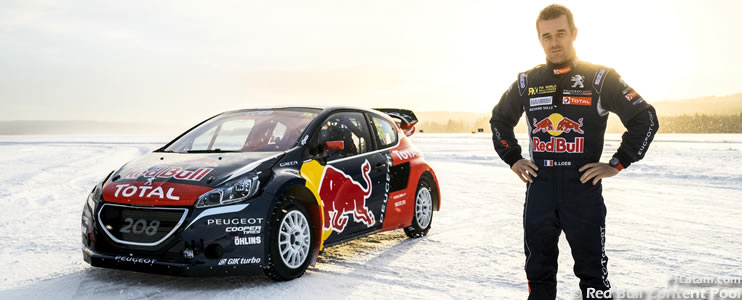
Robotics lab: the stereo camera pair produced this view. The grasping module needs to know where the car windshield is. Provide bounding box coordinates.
[161,108,320,153]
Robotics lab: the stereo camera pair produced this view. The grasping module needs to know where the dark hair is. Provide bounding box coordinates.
[537,4,576,34]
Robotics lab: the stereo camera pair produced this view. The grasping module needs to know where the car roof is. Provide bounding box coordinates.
[222,106,386,115]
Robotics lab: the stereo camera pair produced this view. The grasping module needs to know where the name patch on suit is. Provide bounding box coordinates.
[530,96,553,107]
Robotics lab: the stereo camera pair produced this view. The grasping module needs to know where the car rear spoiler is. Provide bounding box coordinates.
[373,108,418,136]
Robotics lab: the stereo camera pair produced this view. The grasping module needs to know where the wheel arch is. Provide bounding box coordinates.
[280,184,324,255]
[264,171,324,253]
[418,170,441,212]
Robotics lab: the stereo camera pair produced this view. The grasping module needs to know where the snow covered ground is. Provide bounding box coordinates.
[0,134,740,299]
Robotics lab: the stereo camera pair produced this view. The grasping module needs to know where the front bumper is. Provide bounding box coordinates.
[82,247,263,276]
[82,194,275,276]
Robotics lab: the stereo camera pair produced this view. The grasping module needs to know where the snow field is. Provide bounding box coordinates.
[0,134,740,299]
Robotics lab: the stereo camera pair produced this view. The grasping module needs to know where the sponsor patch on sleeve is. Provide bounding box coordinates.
[594,69,606,86]
[593,69,608,94]
[624,90,639,101]
[518,72,528,96]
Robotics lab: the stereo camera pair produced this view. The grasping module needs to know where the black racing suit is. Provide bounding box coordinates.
[490,59,658,299]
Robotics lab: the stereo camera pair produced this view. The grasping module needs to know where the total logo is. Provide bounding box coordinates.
[531,113,585,154]
[392,149,418,161]
[562,96,592,106]
[113,184,180,200]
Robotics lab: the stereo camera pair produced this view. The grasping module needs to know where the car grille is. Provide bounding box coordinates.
[98,203,188,246]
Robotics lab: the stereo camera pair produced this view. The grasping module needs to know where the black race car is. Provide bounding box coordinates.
[82,106,441,280]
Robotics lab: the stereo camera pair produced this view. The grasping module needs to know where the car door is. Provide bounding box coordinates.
[307,111,388,245]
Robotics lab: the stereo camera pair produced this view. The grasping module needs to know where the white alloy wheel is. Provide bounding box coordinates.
[415,186,433,229]
[278,210,311,269]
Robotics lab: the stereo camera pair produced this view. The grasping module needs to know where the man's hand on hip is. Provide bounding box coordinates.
[512,158,539,183]
[578,162,619,185]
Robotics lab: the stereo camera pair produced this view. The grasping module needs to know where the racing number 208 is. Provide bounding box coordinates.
[119,218,160,236]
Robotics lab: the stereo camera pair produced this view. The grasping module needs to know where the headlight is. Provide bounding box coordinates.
[86,187,98,209]
[86,183,103,209]
[86,171,113,208]
[196,175,260,208]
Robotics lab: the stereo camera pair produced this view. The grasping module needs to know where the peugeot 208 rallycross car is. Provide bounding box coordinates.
[82,107,441,280]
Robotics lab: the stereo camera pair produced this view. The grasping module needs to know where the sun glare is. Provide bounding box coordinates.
[455,0,742,113]
[1,1,741,123]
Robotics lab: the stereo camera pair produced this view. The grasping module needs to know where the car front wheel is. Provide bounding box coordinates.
[264,195,315,281]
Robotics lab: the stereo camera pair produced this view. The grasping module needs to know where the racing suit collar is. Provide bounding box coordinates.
[547,57,578,76]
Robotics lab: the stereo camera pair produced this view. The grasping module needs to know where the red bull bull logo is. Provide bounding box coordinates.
[557,117,584,134]
[532,117,555,134]
[531,113,584,136]
[531,113,585,154]
[319,160,375,233]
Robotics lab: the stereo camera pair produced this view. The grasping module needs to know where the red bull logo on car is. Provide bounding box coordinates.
[531,113,585,154]
[121,167,213,182]
[319,160,375,233]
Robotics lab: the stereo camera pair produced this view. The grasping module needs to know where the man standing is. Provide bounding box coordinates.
[490,4,658,299]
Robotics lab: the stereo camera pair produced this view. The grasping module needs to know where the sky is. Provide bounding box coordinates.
[1,0,741,125]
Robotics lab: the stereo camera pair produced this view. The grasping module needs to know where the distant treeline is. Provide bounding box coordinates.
[418,114,742,134]
[659,113,742,133]
[418,117,492,133]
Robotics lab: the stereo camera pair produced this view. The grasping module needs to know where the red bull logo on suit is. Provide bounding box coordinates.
[531,113,585,154]
[533,137,584,153]
[319,160,376,233]
[532,113,584,136]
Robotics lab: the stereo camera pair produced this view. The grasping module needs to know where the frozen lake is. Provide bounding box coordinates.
[1,133,740,299]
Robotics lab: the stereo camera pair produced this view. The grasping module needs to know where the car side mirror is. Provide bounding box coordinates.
[325,141,344,151]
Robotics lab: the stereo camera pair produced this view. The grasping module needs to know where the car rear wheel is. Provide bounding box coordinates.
[264,195,315,281]
[404,178,434,238]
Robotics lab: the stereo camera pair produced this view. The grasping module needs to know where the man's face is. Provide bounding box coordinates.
[537,15,577,64]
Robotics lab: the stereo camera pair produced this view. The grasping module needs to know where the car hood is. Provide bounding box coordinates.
[101,151,282,206]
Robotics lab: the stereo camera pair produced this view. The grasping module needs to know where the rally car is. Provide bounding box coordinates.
[81,106,441,281]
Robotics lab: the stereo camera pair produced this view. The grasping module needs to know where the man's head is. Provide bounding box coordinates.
[536,4,577,64]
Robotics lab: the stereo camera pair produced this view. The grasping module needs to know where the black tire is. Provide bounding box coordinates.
[263,195,315,281]
[404,178,434,238]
